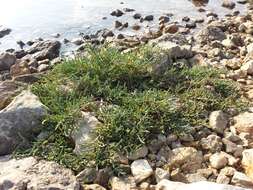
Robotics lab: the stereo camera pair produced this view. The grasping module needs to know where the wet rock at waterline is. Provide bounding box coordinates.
[27,40,61,61]
[0,27,11,38]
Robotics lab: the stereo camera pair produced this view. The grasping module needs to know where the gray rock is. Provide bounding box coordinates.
[143,15,154,21]
[76,168,97,184]
[0,156,80,189]
[37,64,50,72]
[71,38,84,45]
[0,91,47,155]
[200,134,223,152]
[133,13,141,19]
[128,146,148,160]
[195,26,226,44]
[208,111,228,134]
[186,173,207,183]
[156,41,193,59]
[155,168,170,183]
[166,147,203,173]
[27,40,61,61]
[110,9,124,17]
[0,53,16,71]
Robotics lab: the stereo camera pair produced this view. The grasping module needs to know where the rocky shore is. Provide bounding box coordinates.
[2,0,253,190]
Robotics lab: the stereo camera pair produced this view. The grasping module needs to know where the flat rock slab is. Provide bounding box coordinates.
[0,156,80,190]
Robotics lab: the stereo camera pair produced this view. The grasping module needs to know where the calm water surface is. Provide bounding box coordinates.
[0,0,247,52]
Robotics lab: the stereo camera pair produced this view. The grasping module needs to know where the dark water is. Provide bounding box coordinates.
[0,0,247,52]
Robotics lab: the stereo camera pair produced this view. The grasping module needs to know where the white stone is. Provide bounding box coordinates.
[241,61,253,75]
[209,111,228,134]
[131,159,153,183]
[209,153,228,169]
[233,112,253,134]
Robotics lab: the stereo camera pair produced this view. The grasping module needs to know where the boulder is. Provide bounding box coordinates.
[27,40,61,61]
[71,112,101,154]
[0,53,16,71]
[166,147,203,173]
[208,111,228,134]
[0,91,47,155]
[156,41,193,59]
[233,112,253,134]
[130,159,153,183]
[0,156,80,189]
[156,179,250,190]
[195,26,226,44]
